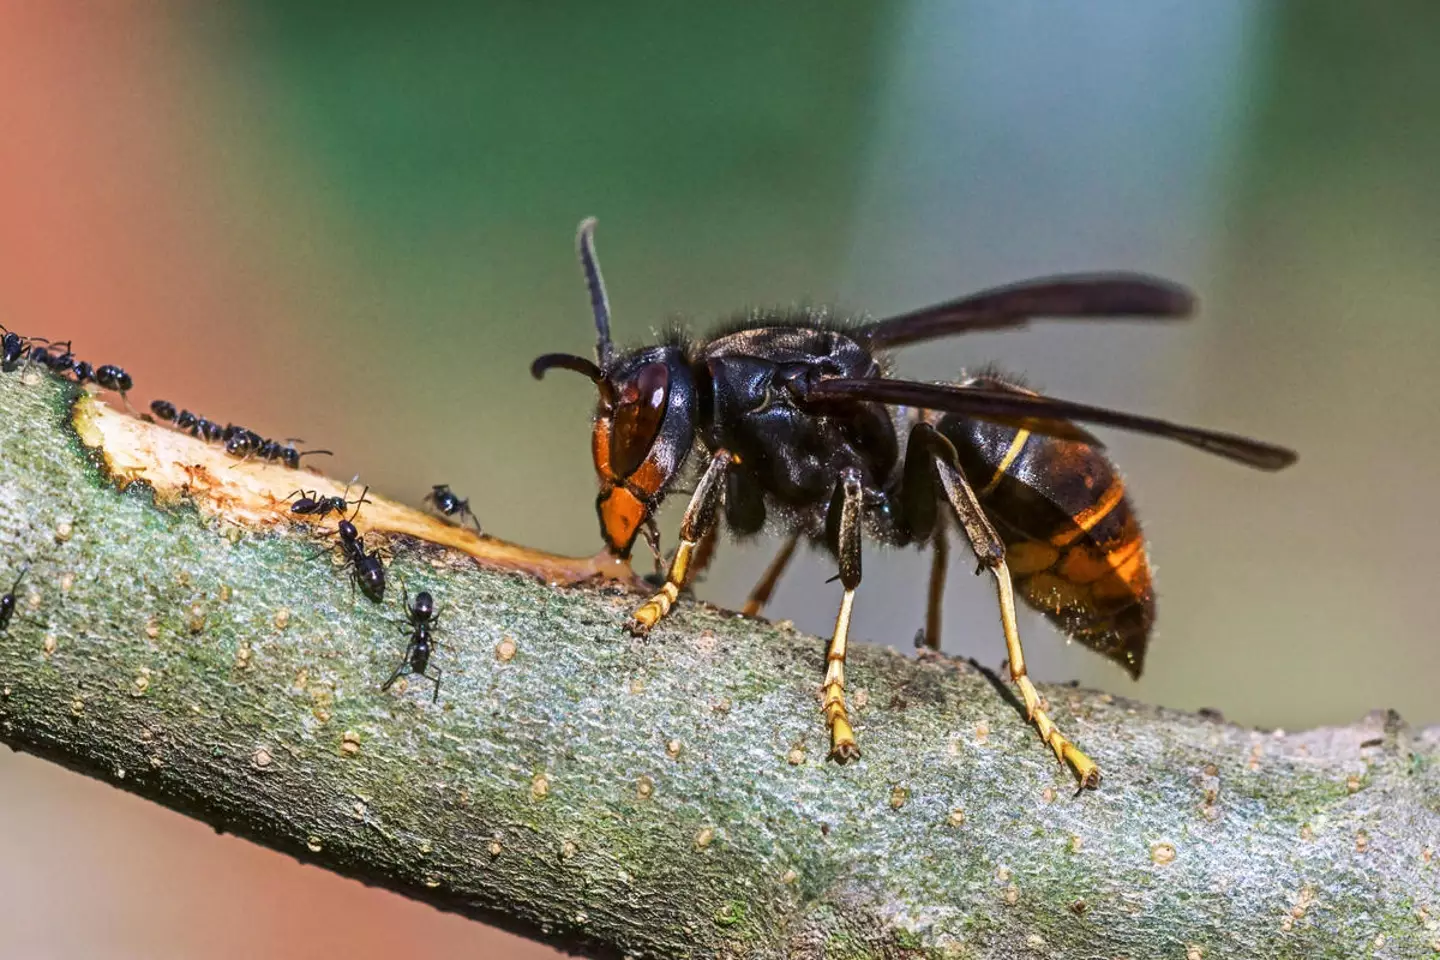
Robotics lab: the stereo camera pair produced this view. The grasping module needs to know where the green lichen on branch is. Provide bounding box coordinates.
[0,370,1437,959]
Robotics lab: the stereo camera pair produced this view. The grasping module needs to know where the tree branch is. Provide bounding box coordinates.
[0,370,1436,959]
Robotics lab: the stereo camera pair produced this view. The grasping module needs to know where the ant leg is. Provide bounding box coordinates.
[17,343,48,379]
[347,487,371,521]
[285,488,319,508]
[427,666,442,703]
[923,524,948,651]
[822,469,864,762]
[932,454,1100,790]
[304,538,338,563]
[627,449,731,635]
[380,653,412,692]
[740,530,799,618]
[456,499,482,535]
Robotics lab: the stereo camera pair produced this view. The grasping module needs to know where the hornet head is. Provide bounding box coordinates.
[531,219,697,558]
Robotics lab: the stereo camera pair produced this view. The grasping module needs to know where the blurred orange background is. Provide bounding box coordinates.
[2,4,1437,957]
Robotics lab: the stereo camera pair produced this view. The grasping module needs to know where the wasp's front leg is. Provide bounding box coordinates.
[627,450,732,636]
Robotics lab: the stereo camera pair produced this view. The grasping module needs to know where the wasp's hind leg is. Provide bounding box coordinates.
[821,468,864,762]
[741,530,799,618]
[917,424,1100,789]
[628,450,732,635]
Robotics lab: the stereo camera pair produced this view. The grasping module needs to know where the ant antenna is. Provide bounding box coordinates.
[577,217,613,368]
[339,474,367,504]
[8,565,29,593]
[347,486,372,522]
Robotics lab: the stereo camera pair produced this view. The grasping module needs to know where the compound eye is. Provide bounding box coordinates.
[610,362,670,477]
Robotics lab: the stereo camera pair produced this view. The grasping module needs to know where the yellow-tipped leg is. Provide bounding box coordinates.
[991,559,1101,789]
[822,469,865,763]
[929,449,1100,789]
[628,541,692,635]
[626,450,732,637]
[823,587,860,762]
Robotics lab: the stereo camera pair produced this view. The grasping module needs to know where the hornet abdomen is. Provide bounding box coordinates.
[939,377,1154,678]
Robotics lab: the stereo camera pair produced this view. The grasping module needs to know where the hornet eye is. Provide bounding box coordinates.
[610,362,670,477]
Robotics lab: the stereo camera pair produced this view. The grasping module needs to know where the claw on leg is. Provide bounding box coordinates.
[628,579,680,636]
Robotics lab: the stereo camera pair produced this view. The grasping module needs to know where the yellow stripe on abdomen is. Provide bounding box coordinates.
[979,428,1031,498]
[1051,478,1126,546]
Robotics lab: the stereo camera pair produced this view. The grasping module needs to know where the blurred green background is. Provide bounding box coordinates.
[2,3,1437,957]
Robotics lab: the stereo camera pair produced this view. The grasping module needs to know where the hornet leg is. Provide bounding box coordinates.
[932,446,1100,790]
[628,450,732,635]
[924,524,948,651]
[822,468,864,762]
[741,530,800,618]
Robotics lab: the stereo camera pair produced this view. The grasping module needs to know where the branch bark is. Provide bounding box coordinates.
[0,370,1436,959]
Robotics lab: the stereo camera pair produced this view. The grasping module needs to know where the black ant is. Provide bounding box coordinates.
[424,484,482,533]
[310,492,385,602]
[288,481,370,519]
[380,583,442,701]
[49,348,77,375]
[273,441,332,470]
[254,437,331,469]
[151,403,330,468]
[336,517,386,602]
[225,431,330,469]
[17,339,135,407]
[0,565,30,632]
[94,364,133,396]
[224,428,263,458]
[24,340,72,375]
[164,408,209,439]
[36,343,73,372]
[3,330,70,375]
[1,327,32,371]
